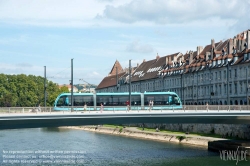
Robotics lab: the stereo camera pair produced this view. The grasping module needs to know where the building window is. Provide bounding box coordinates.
[235,69,237,78]
[240,82,242,93]
[229,70,231,79]
[229,84,232,94]
[215,85,217,95]
[234,83,237,94]
[224,70,226,79]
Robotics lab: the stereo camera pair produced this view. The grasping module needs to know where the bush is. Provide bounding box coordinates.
[176,136,186,142]
[119,127,123,133]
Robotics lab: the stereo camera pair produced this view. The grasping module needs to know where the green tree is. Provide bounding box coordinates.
[0,74,69,107]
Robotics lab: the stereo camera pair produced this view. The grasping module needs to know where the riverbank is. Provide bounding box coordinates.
[65,125,227,148]
[65,125,250,156]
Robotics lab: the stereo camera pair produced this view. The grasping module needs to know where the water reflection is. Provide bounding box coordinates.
[40,127,70,132]
[0,128,249,166]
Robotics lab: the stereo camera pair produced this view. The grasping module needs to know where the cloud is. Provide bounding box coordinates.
[0,0,107,27]
[126,40,154,53]
[0,0,132,27]
[100,0,249,25]
[230,0,250,33]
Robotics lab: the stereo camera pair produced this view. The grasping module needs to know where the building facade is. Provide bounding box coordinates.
[96,30,250,105]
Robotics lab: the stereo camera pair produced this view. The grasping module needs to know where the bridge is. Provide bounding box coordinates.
[1,109,250,130]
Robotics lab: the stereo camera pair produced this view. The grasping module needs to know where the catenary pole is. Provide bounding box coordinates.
[44,66,46,112]
[129,60,131,110]
[71,59,74,112]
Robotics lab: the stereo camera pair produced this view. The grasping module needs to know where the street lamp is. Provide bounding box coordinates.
[246,67,249,106]
[129,59,132,110]
[227,56,232,105]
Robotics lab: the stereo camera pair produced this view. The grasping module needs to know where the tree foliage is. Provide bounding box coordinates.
[0,74,69,107]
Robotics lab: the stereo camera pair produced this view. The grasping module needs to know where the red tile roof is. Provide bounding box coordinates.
[131,52,180,82]
[96,72,126,89]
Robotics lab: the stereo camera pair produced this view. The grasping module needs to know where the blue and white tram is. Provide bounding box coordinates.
[53,91,182,111]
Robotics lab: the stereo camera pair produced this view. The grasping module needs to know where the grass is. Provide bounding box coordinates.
[137,127,240,139]
[103,124,124,128]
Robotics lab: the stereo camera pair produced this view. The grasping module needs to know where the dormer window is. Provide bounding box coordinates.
[208,55,211,60]
[212,60,216,67]
[244,42,247,49]
[233,56,238,63]
[232,47,237,54]
[244,53,248,61]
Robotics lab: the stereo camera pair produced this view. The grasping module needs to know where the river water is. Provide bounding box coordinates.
[0,128,249,166]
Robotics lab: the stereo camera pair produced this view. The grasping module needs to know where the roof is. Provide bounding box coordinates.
[109,60,123,76]
[96,72,126,90]
[132,52,180,81]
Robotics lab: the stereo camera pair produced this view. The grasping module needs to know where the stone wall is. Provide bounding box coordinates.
[133,124,250,139]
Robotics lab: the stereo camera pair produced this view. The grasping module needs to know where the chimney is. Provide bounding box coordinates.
[137,63,139,68]
[228,39,233,54]
[237,40,240,52]
[165,57,168,65]
[247,30,250,50]
[197,46,203,56]
[143,59,146,62]
[189,50,193,64]
[241,39,244,52]
[156,53,160,61]
[211,39,215,49]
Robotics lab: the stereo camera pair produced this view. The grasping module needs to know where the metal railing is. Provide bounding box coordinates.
[0,105,249,114]
[0,107,54,114]
[183,105,250,111]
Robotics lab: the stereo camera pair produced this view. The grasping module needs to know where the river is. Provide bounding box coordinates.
[0,128,249,166]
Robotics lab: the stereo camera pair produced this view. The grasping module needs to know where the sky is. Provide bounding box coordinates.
[0,0,250,85]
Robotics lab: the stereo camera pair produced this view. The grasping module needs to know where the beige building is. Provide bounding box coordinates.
[59,84,78,93]
[96,29,250,105]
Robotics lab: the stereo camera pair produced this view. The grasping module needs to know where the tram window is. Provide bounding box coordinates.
[173,96,180,105]
[132,96,141,105]
[118,96,129,106]
[154,95,163,105]
[168,95,180,105]
[96,96,109,106]
[74,96,94,106]
[56,96,67,106]
[145,95,168,105]
[168,96,173,105]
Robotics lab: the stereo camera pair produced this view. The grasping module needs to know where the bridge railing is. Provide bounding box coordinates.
[0,105,249,114]
[183,105,250,111]
[0,107,54,114]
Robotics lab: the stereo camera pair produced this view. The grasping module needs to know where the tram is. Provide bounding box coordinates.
[53,92,182,111]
